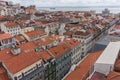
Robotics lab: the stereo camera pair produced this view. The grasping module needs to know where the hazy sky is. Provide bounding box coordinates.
[5,0,120,7]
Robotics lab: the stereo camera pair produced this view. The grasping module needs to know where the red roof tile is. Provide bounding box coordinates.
[0,33,12,41]
[64,31,74,36]
[64,38,80,49]
[36,51,52,61]
[74,31,90,36]
[0,48,13,62]
[90,71,106,80]
[65,51,103,80]
[0,66,6,74]
[14,35,25,42]
[0,16,6,21]
[25,30,46,38]
[106,71,120,80]
[36,21,43,27]
[35,35,60,46]
[5,22,19,28]
[114,25,120,29]
[88,29,95,34]
[29,20,35,24]
[17,20,26,26]
[49,43,71,58]
[4,52,41,74]
[114,59,120,72]
[19,41,38,53]
[0,42,37,62]
[0,41,52,74]
[0,66,10,80]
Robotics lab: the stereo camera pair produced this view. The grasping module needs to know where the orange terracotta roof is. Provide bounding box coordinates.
[36,51,52,61]
[35,35,60,46]
[25,30,46,38]
[88,29,95,34]
[19,41,38,53]
[0,66,10,80]
[29,20,35,24]
[44,36,60,44]
[64,38,80,49]
[114,56,120,72]
[118,51,120,59]
[0,48,13,62]
[114,25,120,30]
[48,43,71,58]
[74,31,90,36]
[108,18,114,22]
[0,41,38,62]
[65,50,103,80]
[64,31,74,36]
[14,35,25,42]
[34,39,44,45]
[0,66,6,74]
[5,22,19,28]
[41,21,53,24]
[43,36,55,44]
[4,51,42,74]
[0,16,6,21]
[36,21,43,27]
[90,71,106,80]
[17,20,26,26]
[106,71,120,80]
[0,33,12,41]
[0,41,52,74]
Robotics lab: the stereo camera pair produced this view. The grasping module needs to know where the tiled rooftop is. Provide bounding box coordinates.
[36,21,43,27]
[4,51,42,74]
[0,16,6,21]
[64,38,80,49]
[106,71,120,80]
[0,41,38,62]
[14,35,25,42]
[48,43,71,58]
[25,30,46,38]
[90,71,106,80]
[0,40,53,74]
[0,33,12,41]
[19,41,38,53]
[65,50,103,80]
[35,35,60,46]
[0,66,10,80]
[5,22,19,28]
[64,31,74,36]
[114,51,120,72]
[0,48,13,61]
[114,25,120,29]
[74,30,90,36]
[36,51,52,62]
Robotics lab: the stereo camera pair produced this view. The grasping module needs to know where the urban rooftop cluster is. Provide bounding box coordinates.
[0,1,120,80]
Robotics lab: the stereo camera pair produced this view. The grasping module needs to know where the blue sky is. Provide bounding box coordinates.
[5,0,120,7]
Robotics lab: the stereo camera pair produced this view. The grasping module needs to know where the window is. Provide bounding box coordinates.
[0,42,1,46]
[18,75,22,79]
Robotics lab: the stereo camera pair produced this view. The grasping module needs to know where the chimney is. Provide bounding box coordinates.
[11,45,21,55]
[41,38,45,42]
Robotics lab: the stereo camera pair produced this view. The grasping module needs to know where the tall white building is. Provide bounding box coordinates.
[94,42,120,76]
[73,30,93,56]
[1,22,21,36]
